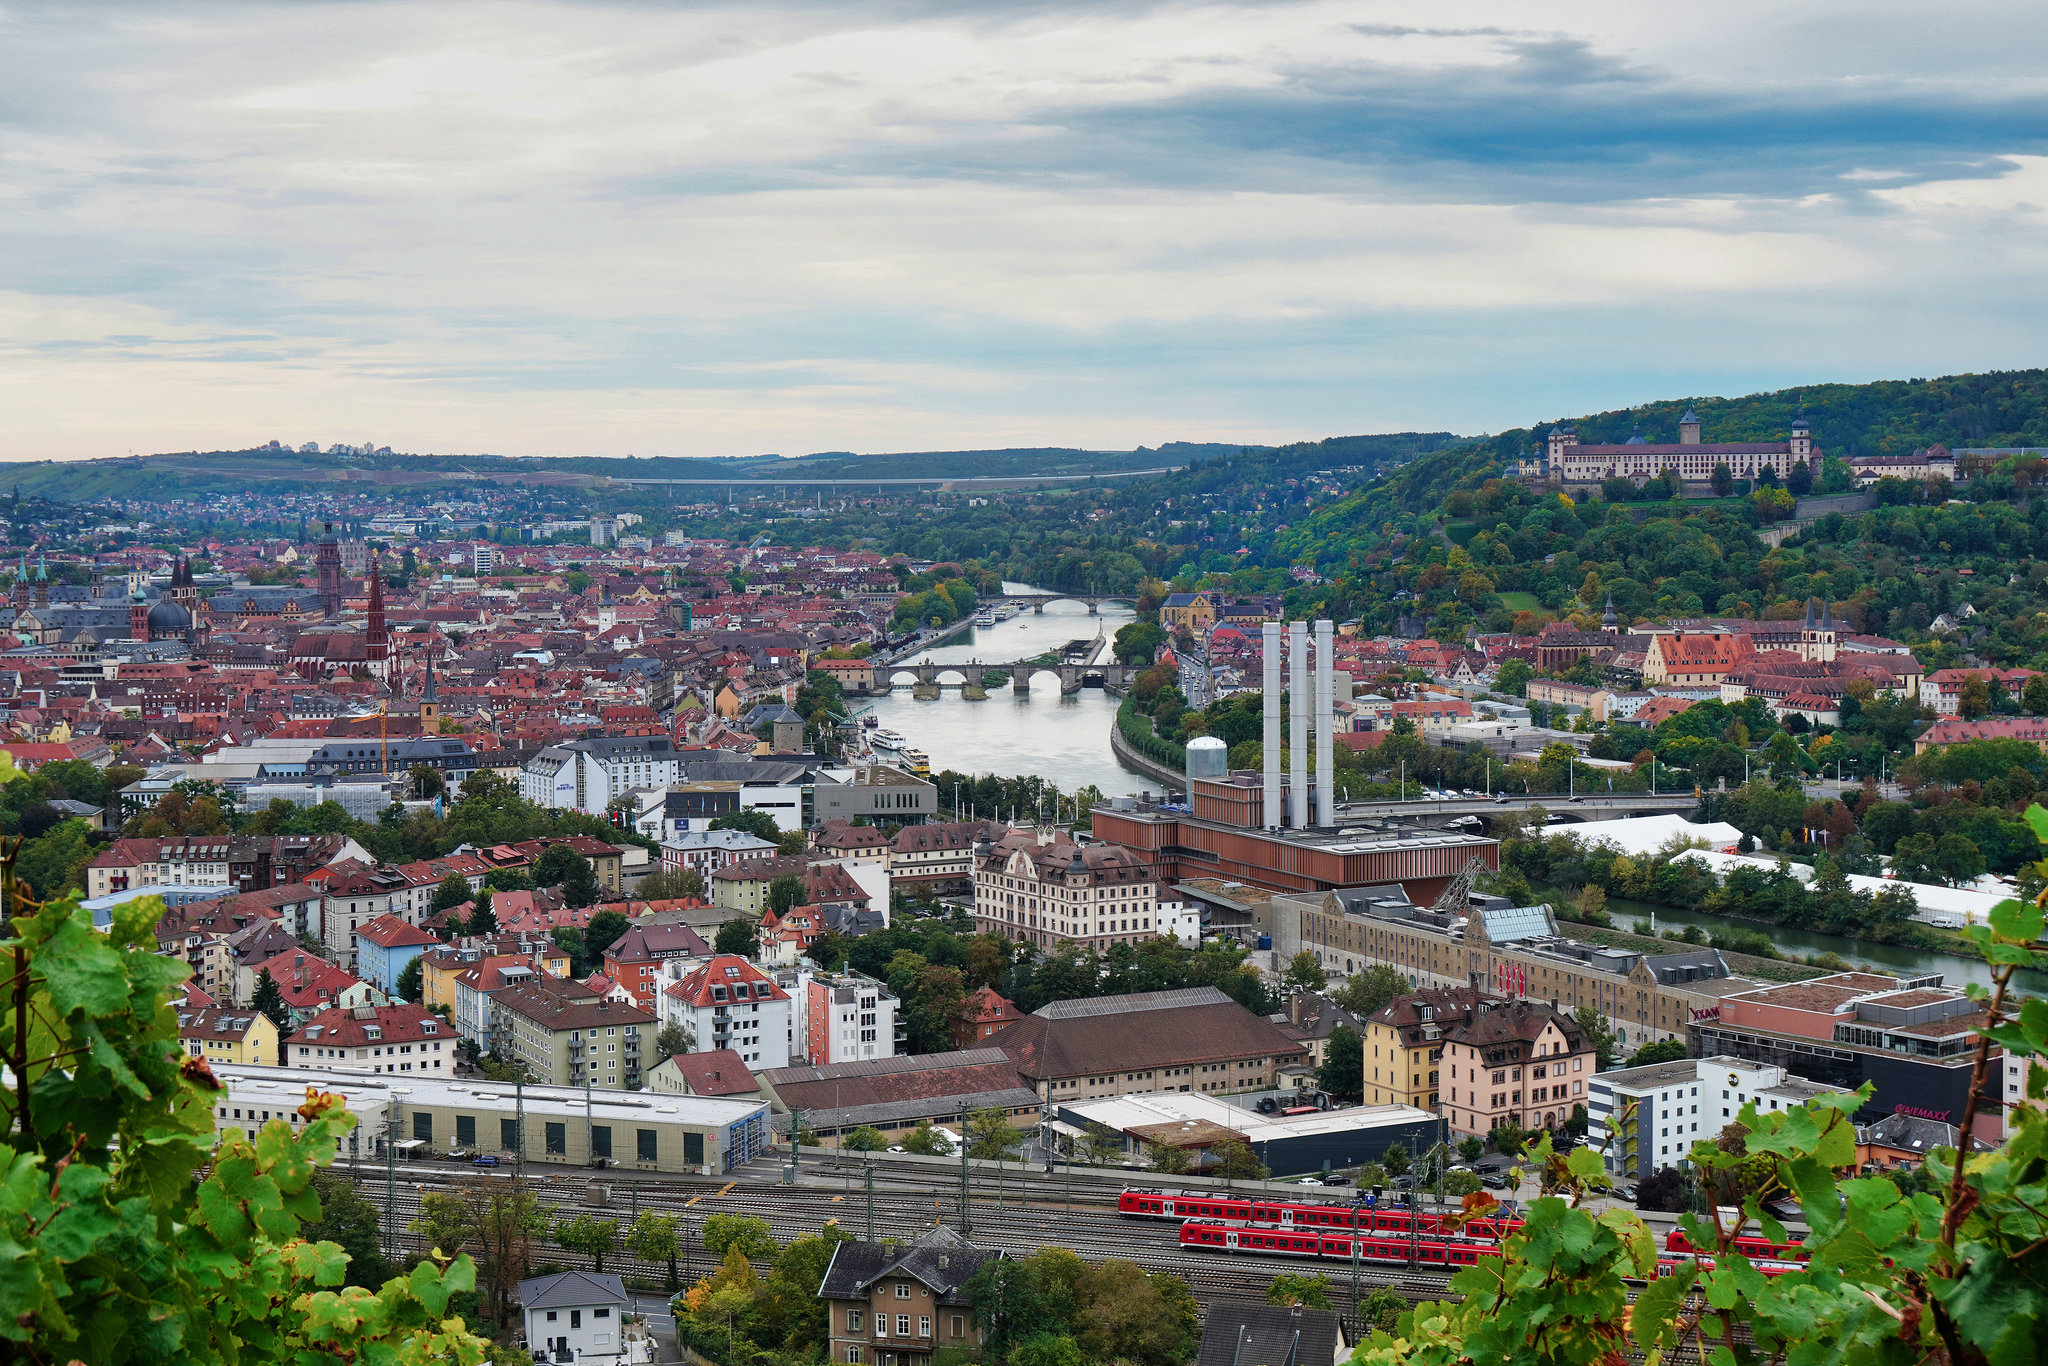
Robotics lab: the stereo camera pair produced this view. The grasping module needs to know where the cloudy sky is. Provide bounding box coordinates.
[4,1,2047,461]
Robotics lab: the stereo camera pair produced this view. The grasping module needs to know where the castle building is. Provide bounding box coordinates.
[1534,409,1820,486]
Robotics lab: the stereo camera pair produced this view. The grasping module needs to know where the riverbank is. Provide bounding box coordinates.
[1110,700,1186,792]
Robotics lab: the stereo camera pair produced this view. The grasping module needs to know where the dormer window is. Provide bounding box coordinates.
[364,1026,381,1039]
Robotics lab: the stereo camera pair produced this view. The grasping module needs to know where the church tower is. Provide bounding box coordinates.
[315,524,343,618]
[32,554,48,610]
[129,581,148,641]
[365,568,391,679]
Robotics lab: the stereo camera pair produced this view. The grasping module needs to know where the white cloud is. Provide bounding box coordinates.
[0,0,2046,459]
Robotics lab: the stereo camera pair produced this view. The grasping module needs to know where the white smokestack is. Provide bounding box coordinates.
[1262,620,1282,829]
[1315,618,1334,826]
[1289,620,1309,828]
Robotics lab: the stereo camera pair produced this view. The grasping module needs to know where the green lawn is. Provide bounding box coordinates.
[1497,591,1542,612]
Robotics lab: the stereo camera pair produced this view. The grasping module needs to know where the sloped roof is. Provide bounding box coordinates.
[1195,1301,1345,1366]
[519,1270,628,1310]
[998,987,1306,1080]
[816,1226,998,1304]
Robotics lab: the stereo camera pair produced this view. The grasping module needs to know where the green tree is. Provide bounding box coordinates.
[1457,1135,1484,1164]
[1959,673,1992,719]
[1146,1141,1192,1175]
[655,1021,692,1056]
[627,1208,685,1290]
[1572,1004,1620,1070]
[394,955,423,1003]
[702,1212,779,1266]
[710,808,781,841]
[1710,462,1733,497]
[553,1212,620,1273]
[1212,1137,1269,1183]
[409,1190,476,1260]
[963,1258,1048,1361]
[251,966,291,1030]
[1494,658,1534,697]
[409,764,446,800]
[767,872,808,915]
[1444,1169,1483,1197]
[465,889,497,936]
[1626,1037,1689,1068]
[1267,1271,1335,1310]
[2025,673,2048,717]
[1075,1261,1200,1366]
[1281,949,1327,994]
[714,917,759,958]
[1362,1286,1408,1335]
[966,1107,1024,1162]
[755,1226,853,1356]
[843,1125,890,1151]
[560,857,601,909]
[900,1121,953,1155]
[532,843,588,888]
[1318,1023,1364,1101]
[583,908,630,961]
[0,882,491,1364]
[432,872,473,912]
[1381,1142,1412,1178]
[1332,964,1411,1019]
[302,1168,396,1289]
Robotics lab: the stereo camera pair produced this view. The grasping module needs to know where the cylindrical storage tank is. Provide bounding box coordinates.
[1186,735,1229,782]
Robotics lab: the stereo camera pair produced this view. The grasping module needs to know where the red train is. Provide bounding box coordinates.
[1179,1219,1806,1279]
[1118,1187,1523,1242]
[1665,1226,1807,1262]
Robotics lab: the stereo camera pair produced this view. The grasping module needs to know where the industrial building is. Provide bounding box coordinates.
[208,1063,772,1174]
[1050,1091,1439,1177]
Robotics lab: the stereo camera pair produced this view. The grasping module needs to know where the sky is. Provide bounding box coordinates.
[5,0,2048,462]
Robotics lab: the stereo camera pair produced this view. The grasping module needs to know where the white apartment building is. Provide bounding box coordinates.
[796,969,900,1066]
[523,738,695,814]
[288,1003,454,1076]
[1589,1054,1848,1182]
[658,955,793,1069]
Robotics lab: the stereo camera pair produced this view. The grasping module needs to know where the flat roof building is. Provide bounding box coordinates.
[207,1063,772,1174]
[1054,1091,1437,1177]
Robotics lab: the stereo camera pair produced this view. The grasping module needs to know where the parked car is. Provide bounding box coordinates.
[1493,794,1512,804]
[1481,1172,1510,1190]
[1613,1184,1639,1202]
[1323,1174,1352,1186]
[473,1155,501,1167]
[1296,1176,1324,1186]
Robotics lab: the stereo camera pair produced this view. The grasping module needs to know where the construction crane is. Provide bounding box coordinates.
[1429,855,1489,914]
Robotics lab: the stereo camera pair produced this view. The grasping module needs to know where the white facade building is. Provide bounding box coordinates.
[522,738,694,814]
[658,955,793,1069]
[795,969,899,1066]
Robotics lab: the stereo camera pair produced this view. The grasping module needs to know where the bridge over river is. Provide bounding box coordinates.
[878,657,1141,695]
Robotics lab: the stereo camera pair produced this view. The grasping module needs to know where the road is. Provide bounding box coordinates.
[1332,791,1700,820]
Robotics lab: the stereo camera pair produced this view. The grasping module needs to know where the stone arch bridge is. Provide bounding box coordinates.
[883,658,1141,695]
[992,593,1139,615]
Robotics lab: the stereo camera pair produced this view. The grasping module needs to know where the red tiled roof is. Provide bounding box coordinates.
[664,955,789,1008]
[661,1049,759,1096]
[353,914,440,949]
[295,1002,449,1047]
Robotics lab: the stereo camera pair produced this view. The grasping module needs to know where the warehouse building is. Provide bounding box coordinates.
[208,1064,771,1174]
[1052,1092,1438,1177]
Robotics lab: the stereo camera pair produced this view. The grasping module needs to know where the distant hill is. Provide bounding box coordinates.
[0,441,1270,503]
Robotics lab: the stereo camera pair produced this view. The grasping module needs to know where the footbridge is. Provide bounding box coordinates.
[882,658,1142,695]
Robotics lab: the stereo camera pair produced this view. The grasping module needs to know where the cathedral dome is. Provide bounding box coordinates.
[146,596,191,636]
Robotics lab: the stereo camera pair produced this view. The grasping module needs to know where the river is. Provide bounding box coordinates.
[1598,895,2048,996]
[853,584,1153,797]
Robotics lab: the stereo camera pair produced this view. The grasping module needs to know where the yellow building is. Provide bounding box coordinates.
[1161,592,1216,634]
[179,1004,281,1067]
[1363,990,1465,1110]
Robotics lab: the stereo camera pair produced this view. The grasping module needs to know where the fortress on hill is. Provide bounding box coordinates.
[1516,409,1820,490]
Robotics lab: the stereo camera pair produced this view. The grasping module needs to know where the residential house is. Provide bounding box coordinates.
[353,914,440,996]
[1438,998,1596,1139]
[491,979,653,1089]
[646,1049,760,1099]
[288,1002,454,1076]
[817,1227,999,1366]
[520,1271,631,1365]
[600,922,712,1010]
[178,1005,280,1067]
[659,955,794,1069]
[994,986,1309,1102]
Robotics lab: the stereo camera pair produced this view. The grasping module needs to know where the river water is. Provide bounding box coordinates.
[1599,896,2048,996]
[854,585,1153,797]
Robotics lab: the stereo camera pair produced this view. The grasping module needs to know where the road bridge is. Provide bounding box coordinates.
[1332,791,1703,826]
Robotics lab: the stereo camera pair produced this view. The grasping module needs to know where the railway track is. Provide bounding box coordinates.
[338,1160,1457,1308]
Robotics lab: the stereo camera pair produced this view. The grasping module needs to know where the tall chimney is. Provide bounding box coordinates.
[1315,618,1334,827]
[1261,621,1283,828]
[1289,621,1309,828]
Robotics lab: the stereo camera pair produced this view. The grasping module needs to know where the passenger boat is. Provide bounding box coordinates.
[872,729,906,749]
[901,748,931,776]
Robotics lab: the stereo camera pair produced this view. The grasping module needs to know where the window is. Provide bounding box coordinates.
[896,1315,912,1336]
[456,1115,476,1146]
[847,1350,862,1364]
[950,1316,964,1339]
[895,1285,911,1299]
[919,1317,931,1338]
[591,1126,612,1159]
[502,1118,520,1150]
[595,1308,610,1319]
[546,1122,567,1155]
[571,1310,582,1330]
[413,1112,433,1142]
[685,1132,705,1165]
[638,1129,657,1162]
[848,1310,863,1332]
